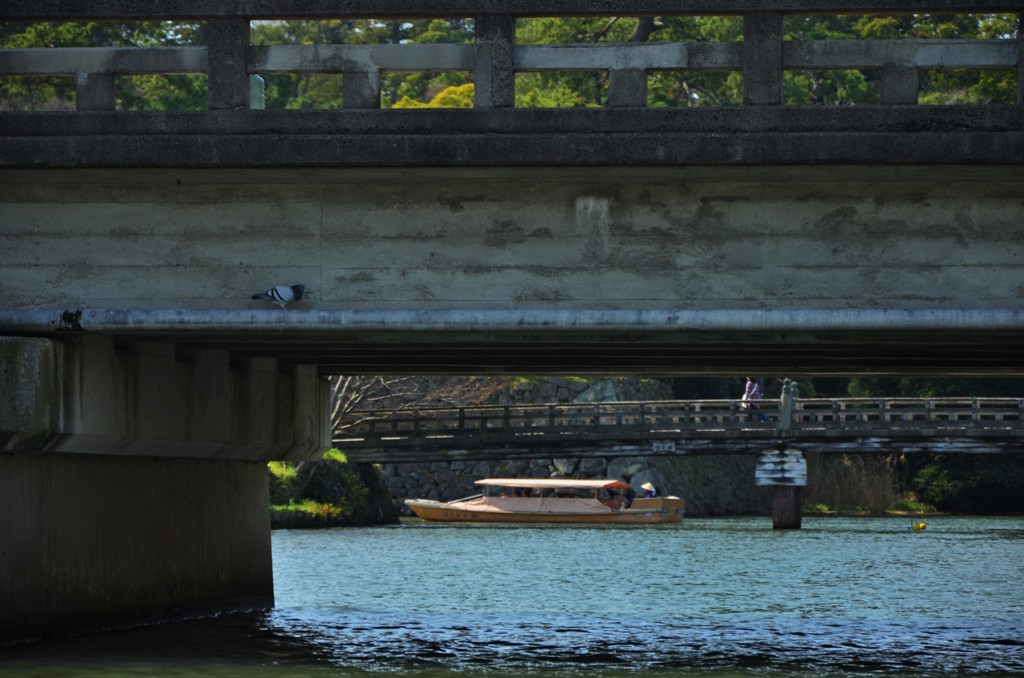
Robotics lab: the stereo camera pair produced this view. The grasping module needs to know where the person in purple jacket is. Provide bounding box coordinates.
[742,377,769,422]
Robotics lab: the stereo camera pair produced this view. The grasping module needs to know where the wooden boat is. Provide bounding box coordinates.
[404,478,685,524]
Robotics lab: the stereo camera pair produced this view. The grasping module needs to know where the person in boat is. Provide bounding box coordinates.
[600,489,622,510]
[641,482,657,498]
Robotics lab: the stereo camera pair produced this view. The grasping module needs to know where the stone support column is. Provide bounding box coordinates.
[1018,14,1024,106]
[756,448,807,529]
[207,18,250,110]
[771,486,802,529]
[0,452,272,643]
[881,63,919,105]
[779,378,797,432]
[609,69,647,107]
[475,14,515,109]
[742,12,783,106]
[75,72,116,111]
[343,69,382,109]
[0,334,330,641]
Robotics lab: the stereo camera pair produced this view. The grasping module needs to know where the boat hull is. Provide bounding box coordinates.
[405,497,685,524]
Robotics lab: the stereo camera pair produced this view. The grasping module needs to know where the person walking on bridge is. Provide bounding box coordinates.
[742,377,770,422]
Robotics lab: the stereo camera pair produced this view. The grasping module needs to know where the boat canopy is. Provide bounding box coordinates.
[474,478,631,491]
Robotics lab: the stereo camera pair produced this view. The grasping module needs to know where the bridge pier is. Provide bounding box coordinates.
[756,449,807,530]
[0,335,330,642]
[0,452,272,641]
[771,486,803,530]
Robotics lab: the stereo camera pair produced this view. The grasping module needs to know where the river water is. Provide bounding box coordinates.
[2,516,1023,677]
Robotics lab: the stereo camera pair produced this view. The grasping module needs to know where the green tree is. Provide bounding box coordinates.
[393,82,474,108]
[850,376,1024,513]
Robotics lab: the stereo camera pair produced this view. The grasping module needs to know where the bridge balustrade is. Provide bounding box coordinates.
[1,2,1021,111]
[339,398,772,438]
[791,397,1024,429]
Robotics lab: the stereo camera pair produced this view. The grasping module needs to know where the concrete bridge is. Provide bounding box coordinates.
[2,0,1023,644]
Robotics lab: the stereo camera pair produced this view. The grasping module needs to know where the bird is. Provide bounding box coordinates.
[251,284,307,308]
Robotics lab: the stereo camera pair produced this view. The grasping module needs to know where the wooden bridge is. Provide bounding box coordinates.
[336,393,1024,462]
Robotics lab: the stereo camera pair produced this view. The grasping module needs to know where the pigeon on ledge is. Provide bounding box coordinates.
[251,284,307,308]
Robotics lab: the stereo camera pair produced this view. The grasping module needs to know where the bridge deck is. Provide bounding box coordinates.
[336,397,1024,462]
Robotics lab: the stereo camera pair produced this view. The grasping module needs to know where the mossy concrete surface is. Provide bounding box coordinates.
[0,336,63,452]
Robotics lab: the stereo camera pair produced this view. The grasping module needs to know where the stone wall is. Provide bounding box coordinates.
[382,377,771,518]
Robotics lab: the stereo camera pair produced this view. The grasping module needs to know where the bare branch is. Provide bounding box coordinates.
[330,375,515,434]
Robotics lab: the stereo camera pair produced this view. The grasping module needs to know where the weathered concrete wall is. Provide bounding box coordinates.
[0,336,64,453]
[1,166,1021,313]
[1,335,330,462]
[0,333,320,642]
[0,452,273,643]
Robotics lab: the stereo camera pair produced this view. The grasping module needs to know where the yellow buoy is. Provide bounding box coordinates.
[911,521,926,531]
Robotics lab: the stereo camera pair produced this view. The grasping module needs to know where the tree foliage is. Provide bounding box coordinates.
[846,376,1024,513]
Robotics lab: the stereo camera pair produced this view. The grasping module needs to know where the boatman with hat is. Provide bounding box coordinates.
[641,482,657,498]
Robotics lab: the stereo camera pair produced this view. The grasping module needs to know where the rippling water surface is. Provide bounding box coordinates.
[3,516,1023,677]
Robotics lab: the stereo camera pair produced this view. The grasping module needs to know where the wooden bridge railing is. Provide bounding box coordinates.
[334,396,1024,450]
[1,2,1021,111]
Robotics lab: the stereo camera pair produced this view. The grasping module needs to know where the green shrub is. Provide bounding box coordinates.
[268,461,301,505]
[267,449,398,527]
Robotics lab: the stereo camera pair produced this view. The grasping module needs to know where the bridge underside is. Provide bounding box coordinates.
[64,324,1024,376]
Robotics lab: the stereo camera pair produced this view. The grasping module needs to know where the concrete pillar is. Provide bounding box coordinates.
[0,335,330,641]
[0,452,272,643]
[207,18,250,110]
[249,74,265,110]
[240,356,280,450]
[475,14,516,109]
[1018,14,1023,106]
[881,63,919,105]
[343,69,382,109]
[778,378,796,432]
[609,69,647,107]
[75,72,116,111]
[5,336,331,460]
[0,336,64,452]
[772,486,802,529]
[742,12,783,106]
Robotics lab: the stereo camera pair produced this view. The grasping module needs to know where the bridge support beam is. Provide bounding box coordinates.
[0,334,330,642]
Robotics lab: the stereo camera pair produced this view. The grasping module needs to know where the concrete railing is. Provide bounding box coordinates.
[1,1,1021,110]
